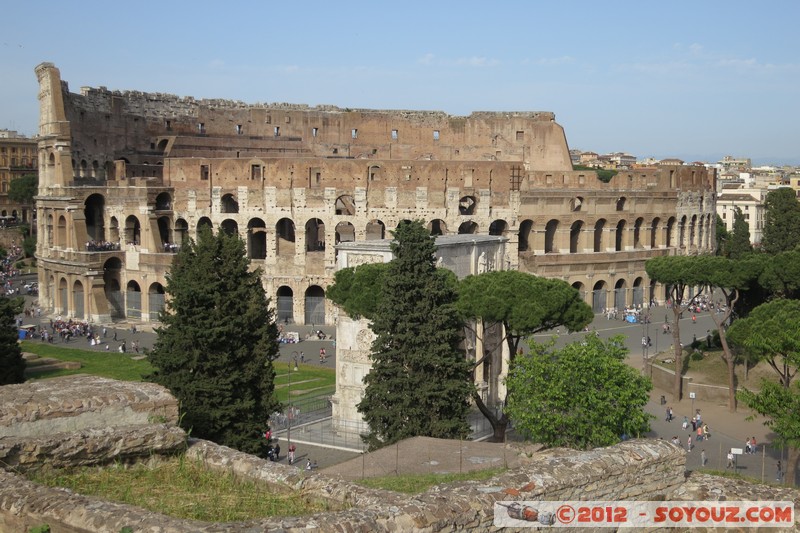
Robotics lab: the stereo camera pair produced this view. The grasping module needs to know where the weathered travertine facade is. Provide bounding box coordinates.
[33,62,715,325]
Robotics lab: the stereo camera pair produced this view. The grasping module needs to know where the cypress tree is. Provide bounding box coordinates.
[147,226,279,456]
[0,297,25,385]
[357,220,473,449]
[762,187,800,255]
[725,207,753,259]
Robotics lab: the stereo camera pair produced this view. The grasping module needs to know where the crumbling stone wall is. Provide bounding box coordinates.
[1,376,682,532]
[0,376,800,533]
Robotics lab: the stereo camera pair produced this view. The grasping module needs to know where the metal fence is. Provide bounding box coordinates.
[269,400,497,453]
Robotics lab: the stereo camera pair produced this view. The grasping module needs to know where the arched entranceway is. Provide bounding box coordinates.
[84,194,105,241]
[545,220,559,253]
[335,221,355,244]
[305,285,326,325]
[518,220,533,252]
[58,278,68,316]
[305,218,325,250]
[366,219,385,240]
[104,257,124,318]
[276,286,294,324]
[458,221,478,234]
[591,280,608,313]
[276,218,296,256]
[73,280,84,319]
[125,215,141,246]
[221,193,239,214]
[126,280,142,319]
[220,219,238,236]
[149,283,166,320]
[428,219,447,236]
[614,279,627,311]
[572,281,585,304]
[248,218,267,259]
[633,277,644,307]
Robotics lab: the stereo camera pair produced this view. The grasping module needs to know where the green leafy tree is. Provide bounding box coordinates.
[738,382,800,486]
[0,297,25,384]
[727,299,800,390]
[715,214,729,256]
[724,207,753,259]
[147,226,280,456]
[506,334,652,449]
[357,221,473,450]
[9,174,37,238]
[645,255,708,401]
[689,256,761,411]
[759,249,800,300]
[455,270,593,441]
[326,262,388,319]
[761,187,800,255]
[8,173,38,205]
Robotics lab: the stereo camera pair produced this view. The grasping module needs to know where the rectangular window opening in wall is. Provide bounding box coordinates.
[274,126,280,137]
[285,116,291,124]
[200,164,209,180]
[332,148,338,155]
[312,127,318,137]
[433,130,440,141]
[579,174,586,185]
[198,123,205,134]
[516,131,524,141]
[236,125,243,135]
[316,172,321,185]
[546,174,553,185]
[251,165,262,180]
[165,120,171,131]
[391,129,398,140]
[351,129,358,139]
[265,115,271,124]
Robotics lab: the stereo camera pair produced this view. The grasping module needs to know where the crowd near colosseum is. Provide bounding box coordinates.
[33,62,715,326]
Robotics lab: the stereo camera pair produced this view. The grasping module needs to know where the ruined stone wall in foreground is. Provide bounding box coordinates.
[1,377,796,532]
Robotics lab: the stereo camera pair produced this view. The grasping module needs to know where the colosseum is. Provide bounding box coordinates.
[33,62,715,325]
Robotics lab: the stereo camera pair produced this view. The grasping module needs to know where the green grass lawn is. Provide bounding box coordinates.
[273,363,335,403]
[21,342,337,399]
[29,455,337,522]
[21,341,154,382]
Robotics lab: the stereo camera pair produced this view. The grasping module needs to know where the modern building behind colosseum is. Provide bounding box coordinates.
[33,62,715,325]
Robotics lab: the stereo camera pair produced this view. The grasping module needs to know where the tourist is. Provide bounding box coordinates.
[288,443,296,465]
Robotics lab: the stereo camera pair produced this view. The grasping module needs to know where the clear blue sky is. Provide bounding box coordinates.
[2,1,798,165]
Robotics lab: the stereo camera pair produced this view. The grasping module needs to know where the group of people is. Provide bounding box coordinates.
[85,240,121,252]
[667,408,711,452]
[263,432,316,469]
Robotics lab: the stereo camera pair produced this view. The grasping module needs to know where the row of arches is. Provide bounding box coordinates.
[43,256,328,325]
[572,278,654,313]
[519,214,714,253]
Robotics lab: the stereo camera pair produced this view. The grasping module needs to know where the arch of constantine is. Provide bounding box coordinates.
[33,62,715,324]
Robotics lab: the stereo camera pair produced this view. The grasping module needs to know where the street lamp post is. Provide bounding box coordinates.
[287,360,293,462]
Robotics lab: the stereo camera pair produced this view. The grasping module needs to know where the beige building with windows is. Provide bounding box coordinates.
[716,185,765,245]
[0,129,37,223]
[33,62,716,324]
